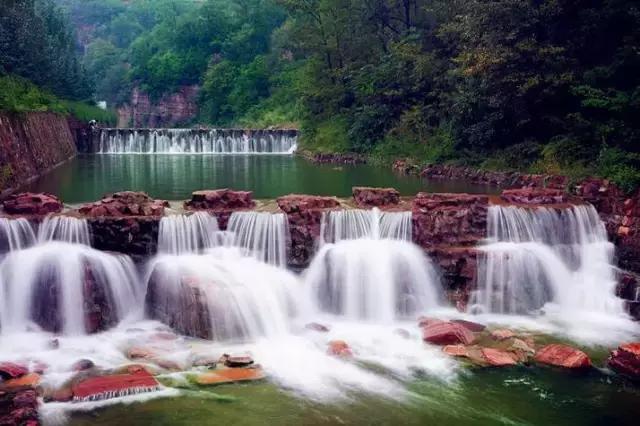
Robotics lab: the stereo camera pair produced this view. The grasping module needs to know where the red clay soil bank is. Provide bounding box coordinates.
[0,112,77,193]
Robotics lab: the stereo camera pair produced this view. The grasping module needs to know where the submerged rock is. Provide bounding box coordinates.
[72,359,95,372]
[1,192,62,216]
[608,343,640,379]
[422,322,476,346]
[327,340,353,358]
[534,344,592,370]
[305,322,330,333]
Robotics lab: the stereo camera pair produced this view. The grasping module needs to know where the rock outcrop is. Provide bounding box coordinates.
[184,189,256,229]
[0,112,77,193]
[1,192,63,216]
[352,187,400,208]
[0,389,39,426]
[117,86,199,128]
[78,191,167,218]
[277,195,341,267]
[500,188,567,205]
[422,321,477,346]
[608,343,640,379]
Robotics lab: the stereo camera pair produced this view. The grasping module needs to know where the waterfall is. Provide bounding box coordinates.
[97,129,298,154]
[0,242,142,335]
[0,218,36,253]
[321,208,412,243]
[145,247,298,341]
[38,216,91,245]
[158,212,227,255]
[471,205,624,315]
[226,212,288,267]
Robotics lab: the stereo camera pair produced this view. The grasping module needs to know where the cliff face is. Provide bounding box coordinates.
[0,112,77,193]
[117,86,199,128]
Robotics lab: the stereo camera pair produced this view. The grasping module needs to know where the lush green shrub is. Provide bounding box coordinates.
[597,147,640,194]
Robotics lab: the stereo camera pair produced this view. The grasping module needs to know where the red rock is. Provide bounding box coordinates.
[491,329,516,340]
[71,368,160,401]
[185,189,255,211]
[0,363,28,380]
[327,340,353,358]
[608,343,640,378]
[451,319,486,333]
[418,317,446,328]
[352,187,400,208]
[78,191,167,218]
[127,346,161,360]
[443,345,469,357]
[220,354,254,368]
[422,322,476,346]
[534,344,591,369]
[481,348,518,366]
[1,192,63,216]
[501,188,567,205]
[0,389,38,425]
[2,373,41,389]
[196,367,265,385]
[277,195,340,213]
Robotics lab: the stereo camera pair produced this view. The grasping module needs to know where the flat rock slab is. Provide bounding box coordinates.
[196,367,265,385]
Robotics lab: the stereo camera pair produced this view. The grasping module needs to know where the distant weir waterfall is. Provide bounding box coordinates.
[96,128,298,154]
[471,205,623,315]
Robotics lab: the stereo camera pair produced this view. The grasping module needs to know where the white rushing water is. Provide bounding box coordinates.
[38,216,91,246]
[0,242,142,335]
[471,205,623,316]
[321,208,412,243]
[158,212,224,255]
[0,217,36,253]
[227,211,288,267]
[97,129,298,154]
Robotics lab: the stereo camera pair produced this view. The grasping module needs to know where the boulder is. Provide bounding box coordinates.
[422,322,476,346]
[185,189,255,211]
[220,354,254,368]
[327,340,353,358]
[71,367,160,401]
[443,345,469,357]
[195,367,265,385]
[0,389,38,426]
[608,343,640,379]
[78,191,167,218]
[481,348,518,367]
[1,373,41,389]
[0,363,28,380]
[1,192,63,216]
[412,193,488,248]
[451,319,486,333]
[534,344,591,369]
[491,329,516,341]
[352,187,400,208]
[501,188,567,205]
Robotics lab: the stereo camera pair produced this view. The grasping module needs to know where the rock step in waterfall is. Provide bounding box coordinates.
[95,128,298,154]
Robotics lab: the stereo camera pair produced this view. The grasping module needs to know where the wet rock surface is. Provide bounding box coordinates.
[78,191,167,218]
[422,321,476,346]
[1,192,63,216]
[352,187,400,208]
[0,389,39,426]
[534,344,592,370]
[88,216,160,258]
[184,189,256,229]
[608,343,640,379]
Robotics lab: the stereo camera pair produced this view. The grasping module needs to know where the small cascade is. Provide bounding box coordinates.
[226,212,288,267]
[97,128,298,154]
[321,208,412,243]
[303,239,442,322]
[471,205,624,315]
[0,218,36,253]
[145,247,298,341]
[37,216,91,245]
[0,242,142,335]
[158,212,224,255]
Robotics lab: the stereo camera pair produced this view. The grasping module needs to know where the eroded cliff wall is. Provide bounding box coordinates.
[0,112,77,193]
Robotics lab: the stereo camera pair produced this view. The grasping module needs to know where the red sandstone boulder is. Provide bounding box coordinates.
[352,187,400,208]
[78,191,167,217]
[277,195,340,213]
[184,189,255,211]
[491,329,516,341]
[71,367,159,401]
[422,322,476,346]
[608,343,640,379]
[501,188,567,205]
[443,345,469,357]
[481,348,518,367]
[451,319,486,333]
[534,344,591,369]
[327,340,353,358]
[1,192,63,215]
[0,363,28,380]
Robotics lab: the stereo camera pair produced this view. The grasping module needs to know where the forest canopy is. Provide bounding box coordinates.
[1,0,639,190]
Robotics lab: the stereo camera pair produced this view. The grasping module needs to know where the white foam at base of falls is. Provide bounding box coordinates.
[303,239,442,322]
[0,242,142,335]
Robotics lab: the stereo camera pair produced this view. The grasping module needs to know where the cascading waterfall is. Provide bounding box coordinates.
[97,128,298,154]
[321,208,412,243]
[471,204,624,315]
[145,247,298,341]
[158,212,227,255]
[0,242,142,335]
[0,218,36,253]
[226,211,288,267]
[38,215,91,245]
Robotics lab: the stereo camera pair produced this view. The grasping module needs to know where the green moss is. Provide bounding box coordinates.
[0,164,15,189]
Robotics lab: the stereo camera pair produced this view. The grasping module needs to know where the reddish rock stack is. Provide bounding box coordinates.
[534,344,592,370]
[608,343,640,379]
[500,188,567,205]
[352,187,400,208]
[277,195,341,267]
[412,193,488,248]
[78,191,167,218]
[184,189,256,229]
[1,192,63,215]
[0,389,39,425]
